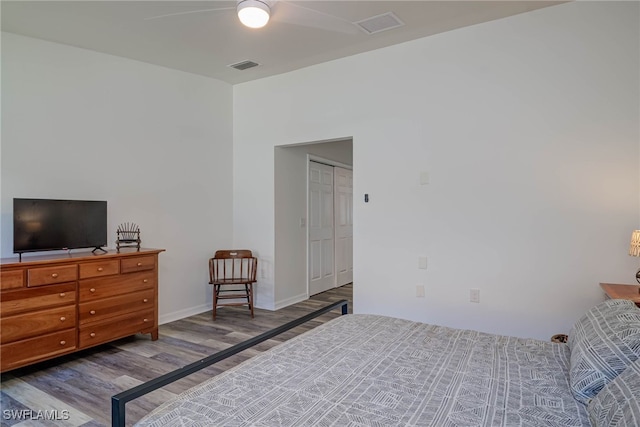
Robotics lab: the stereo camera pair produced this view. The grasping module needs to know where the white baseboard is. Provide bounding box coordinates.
[159,303,211,325]
[159,293,310,324]
[274,292,309,310]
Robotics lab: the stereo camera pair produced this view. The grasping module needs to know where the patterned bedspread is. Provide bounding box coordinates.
[136,314,589,426]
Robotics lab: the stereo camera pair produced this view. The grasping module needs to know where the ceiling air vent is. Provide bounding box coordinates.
[355,12,404,35]
[228,60,260,71]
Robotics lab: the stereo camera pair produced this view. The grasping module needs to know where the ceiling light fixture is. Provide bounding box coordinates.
[237,0,270,29]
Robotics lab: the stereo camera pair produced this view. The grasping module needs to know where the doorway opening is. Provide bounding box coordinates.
[273,138,353,308]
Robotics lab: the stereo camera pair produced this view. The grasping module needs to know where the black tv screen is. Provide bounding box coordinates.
[13,198,107,254]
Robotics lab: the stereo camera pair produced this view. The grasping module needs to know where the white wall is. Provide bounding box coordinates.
[1,33,234,323]
[233,2,640,340]
[273,139,352,309]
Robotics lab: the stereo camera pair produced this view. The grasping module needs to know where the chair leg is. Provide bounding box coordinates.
[212,284,218,320]
[244,283,250,314]
[248,283,254,318]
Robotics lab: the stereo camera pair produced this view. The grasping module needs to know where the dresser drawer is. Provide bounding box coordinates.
[27,264,77,287]
[1,269,24,290]
[1,306,77,344]
[120,256,155,274]
[79,309,155,348]
[1,329,76,372]
[1,283,76,317]
[79,289,155,324]
[79,260,119,279]
[79,271,155,301]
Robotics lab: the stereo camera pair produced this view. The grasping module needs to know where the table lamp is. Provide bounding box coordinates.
[630,229,640,285]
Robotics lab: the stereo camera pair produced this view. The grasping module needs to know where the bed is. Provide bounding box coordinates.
[113,299,640,427]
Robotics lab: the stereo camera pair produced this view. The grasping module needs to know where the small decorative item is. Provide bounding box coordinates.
[629,230,640,287]
[551,334,568,344]
[116,222,141,252]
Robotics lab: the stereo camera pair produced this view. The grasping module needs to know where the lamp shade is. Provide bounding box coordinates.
[630,230,640,257]
[237,0,270,29]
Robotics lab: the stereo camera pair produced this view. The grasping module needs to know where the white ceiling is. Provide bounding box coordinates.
[1,1,564,85]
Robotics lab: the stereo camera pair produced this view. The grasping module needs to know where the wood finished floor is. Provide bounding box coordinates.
[0,284,352,427]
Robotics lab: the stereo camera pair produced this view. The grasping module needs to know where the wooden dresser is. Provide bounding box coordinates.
[0,248,164,372]
[599,282,640,308]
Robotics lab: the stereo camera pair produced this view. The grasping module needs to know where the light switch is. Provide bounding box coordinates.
[419,171,430,185]
[418,256,428,269]
[300,218,306,227]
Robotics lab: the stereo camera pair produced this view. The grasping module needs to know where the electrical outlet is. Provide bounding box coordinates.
[416,285,425,298]
[470,288,480,303]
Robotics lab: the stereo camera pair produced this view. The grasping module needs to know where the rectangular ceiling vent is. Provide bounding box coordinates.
[355,12,405,35]
[228,60,260,71]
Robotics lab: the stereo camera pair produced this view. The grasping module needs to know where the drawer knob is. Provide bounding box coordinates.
[90,332,96,338]
[143,318,149,323]
[97,267,104,272]
[137,262,142,267]
[90,310,96,315]
[90,288,96,293]
[143,279,149,283]
[60,340,66,345]
[143,298,148,303]
[59,293,66,297]
[60,316,66,322]
[51,273,59,278]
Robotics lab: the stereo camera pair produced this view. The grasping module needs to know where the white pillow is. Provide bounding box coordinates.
[587,358,640,426]
[567,299,640,403]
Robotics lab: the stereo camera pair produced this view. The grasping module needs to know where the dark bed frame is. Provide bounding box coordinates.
[111,299,349,427]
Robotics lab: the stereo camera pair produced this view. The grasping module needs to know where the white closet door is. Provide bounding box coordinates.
[334,167,353,286]
[308,161,335,296]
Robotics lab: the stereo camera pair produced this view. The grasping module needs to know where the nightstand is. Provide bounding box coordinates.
[599,283,640,308]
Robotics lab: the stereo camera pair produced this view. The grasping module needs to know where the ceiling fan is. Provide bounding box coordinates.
[145,0,363,34]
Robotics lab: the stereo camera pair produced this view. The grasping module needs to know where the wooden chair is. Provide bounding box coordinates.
[208,250,257,320]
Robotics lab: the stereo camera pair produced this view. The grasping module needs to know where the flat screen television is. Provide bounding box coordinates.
[13,198,107,255]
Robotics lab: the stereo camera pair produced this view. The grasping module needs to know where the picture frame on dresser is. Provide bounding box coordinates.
[0,248,164,373]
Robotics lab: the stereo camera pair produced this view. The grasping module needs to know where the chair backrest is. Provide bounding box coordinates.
[214,250,253,259]
[209,249,257,283]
